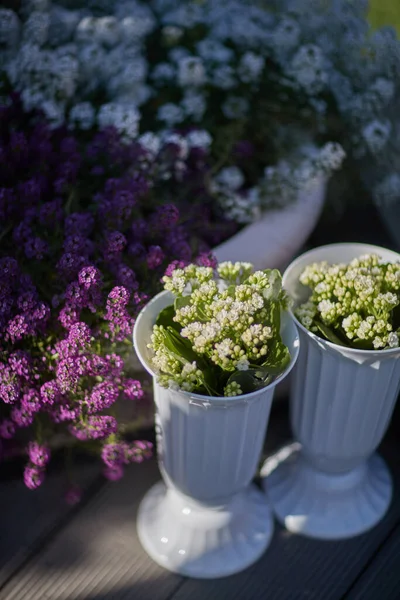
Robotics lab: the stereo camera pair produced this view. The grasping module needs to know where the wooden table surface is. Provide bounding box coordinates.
[1,400,400,600]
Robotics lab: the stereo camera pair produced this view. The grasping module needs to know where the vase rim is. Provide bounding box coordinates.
[133,290,299,404]
[283,242,400,357]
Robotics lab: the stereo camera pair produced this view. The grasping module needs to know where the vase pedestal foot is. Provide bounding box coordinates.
[261,443,392,540]
[137,481,273,578]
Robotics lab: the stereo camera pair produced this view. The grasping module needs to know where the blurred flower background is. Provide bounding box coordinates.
[1,0,400,494]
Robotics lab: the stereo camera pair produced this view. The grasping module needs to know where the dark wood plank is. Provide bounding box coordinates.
[0,460,184,600]
[0,465,101,590]
[344,523,400,599]
[171,438,400,600]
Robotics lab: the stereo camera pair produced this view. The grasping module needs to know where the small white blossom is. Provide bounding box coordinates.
[69,102,95,130]
[238,52,265,83]
[370,77,395,104]
[139,132,161,156]
[169,46,191,64]
[97,103,141,142]
[236,357,250,371]
[75,17,97,45]
[162,25,184,44]
[214,189,255,224]
[119,14,156,43]
[388,332,399,348]
[0,9,20,49]
[151,62,176,83]
[272,18,300,53]
[222,96,249,119]
[373,336,385,349]
[107,59,149,98]
[94,17,120,48]
[318,142,346,171]
[48,7,80,47]
[163,133,189,159]
[181,90,206,121]
[196,39,233,63]
[79,43,106,81]
[157,103,184,126]
[288,44,327,94]
[41,99,65,129]
[23,11,49,46]
[362,119,392,154]
[212,64,236,90]
[186,130,212,149]
[216,166,245,191]
[178,56,206,87]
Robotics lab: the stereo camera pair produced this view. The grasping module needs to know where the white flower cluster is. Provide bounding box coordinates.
[149,262,290,396]
[210,142,345,223]
[2,0,364,223]
[296,254,400,350]
[135,128,213,184]
[1,0,155,138]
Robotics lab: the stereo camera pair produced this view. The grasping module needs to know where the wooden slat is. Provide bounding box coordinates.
[0,460,184,600]
[0,464,101,590]
[344,523,400,599]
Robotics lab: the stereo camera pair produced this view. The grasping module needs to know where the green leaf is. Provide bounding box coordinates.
[261,339,290,375]
[392,304,400,331]
[194,301,209,322]
[226,368,272,395]
[156,305,180,332]
[163,327,200,364]
[225,285,236,297]
[351,338,374,350]
[201,365,221,396]
[264,301,281,333]
[314,321,349,347]
[174,296,191,312]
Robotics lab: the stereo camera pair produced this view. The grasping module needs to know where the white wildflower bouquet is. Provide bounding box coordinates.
[296,255,400,350]
[149,262,291,397]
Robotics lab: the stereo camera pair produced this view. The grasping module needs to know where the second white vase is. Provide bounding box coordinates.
[262,243,400,540]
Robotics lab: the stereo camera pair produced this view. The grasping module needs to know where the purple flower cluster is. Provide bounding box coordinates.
[0,95,237,490]
[101,440,153,481]
[23,442,51,490]
[69,415,118,441]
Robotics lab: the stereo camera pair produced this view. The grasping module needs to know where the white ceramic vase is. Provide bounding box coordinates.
[213,175,326,272]
[133,291,299,578]
[262,243,400,540]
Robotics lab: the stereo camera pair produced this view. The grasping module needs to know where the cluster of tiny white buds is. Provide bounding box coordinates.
[297,254,400,349]
[151,262,290,395]
[217,261,253,284]
[241,324,273,359]
[224,381,243,397]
